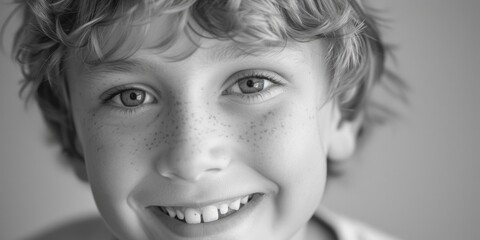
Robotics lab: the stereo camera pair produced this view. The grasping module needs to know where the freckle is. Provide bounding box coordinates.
[155,132,158,136]
[144,138,147,141]
[133,137,136,141]
[153,138,157,141]
[148,147,151,150]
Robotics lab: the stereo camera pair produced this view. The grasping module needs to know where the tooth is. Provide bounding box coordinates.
[166,207,176,218]
[229,198,241,210]
[202,205,219,223]
[185,208,201,224]
[241,196,249,204]
[176,209,184,220]
[219,204,229,214]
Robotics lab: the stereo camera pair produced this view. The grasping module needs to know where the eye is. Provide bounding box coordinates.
[223,70,286,104]
[107,87,156,108]
[231,77,274,94]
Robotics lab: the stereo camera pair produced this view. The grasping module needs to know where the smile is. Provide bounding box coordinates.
[153,193,258,224]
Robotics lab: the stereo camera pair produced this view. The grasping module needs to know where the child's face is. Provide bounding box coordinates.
[66,18,352,240]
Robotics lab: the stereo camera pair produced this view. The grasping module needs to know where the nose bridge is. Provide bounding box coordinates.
[156,98,230,182]
[168,98,212,143]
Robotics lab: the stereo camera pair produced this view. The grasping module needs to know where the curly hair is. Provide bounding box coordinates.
[10,0,404,165]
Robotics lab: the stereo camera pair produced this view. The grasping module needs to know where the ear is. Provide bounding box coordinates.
[327,104,363,161]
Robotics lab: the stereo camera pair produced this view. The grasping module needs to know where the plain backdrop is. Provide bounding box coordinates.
[1,0,479,239]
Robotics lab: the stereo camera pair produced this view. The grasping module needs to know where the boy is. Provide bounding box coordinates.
[12,0,403,239]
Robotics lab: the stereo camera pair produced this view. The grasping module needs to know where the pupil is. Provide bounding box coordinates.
[129,92,138,100]
[246,80,255,88]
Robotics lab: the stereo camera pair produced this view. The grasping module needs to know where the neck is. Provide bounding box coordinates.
[290,217,336,240]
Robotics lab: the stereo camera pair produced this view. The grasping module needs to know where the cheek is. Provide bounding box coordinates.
[237,103,329,231]
[239,103,329,191]
[78,113,153,199]
[77,114,158,239]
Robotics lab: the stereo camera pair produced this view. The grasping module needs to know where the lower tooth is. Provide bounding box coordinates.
[185,208,201,224]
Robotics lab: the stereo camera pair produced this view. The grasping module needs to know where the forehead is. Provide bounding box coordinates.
[73,13,317,73]
[71,40,319,86]
[75,8,307,64]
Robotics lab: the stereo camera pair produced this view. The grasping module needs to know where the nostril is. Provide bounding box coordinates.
[157,157,230,182]
[159,170,201,182]
[205,168,222,174]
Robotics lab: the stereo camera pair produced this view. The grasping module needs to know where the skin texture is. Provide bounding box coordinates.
[66,18,357,240]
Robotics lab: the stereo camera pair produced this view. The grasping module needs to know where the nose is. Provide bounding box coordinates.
[155,101,231,182]
[157,141,231,182]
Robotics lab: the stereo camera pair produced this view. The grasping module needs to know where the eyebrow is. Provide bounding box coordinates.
[206,43,256,62]
[206,42,289,62]
[83,58,153,78]
[82,42,299,78]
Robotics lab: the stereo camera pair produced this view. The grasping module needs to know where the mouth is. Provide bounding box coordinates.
[149,193,261,224]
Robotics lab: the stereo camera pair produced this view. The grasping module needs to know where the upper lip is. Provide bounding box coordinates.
[146,192,260,209]
[129,172,277,210]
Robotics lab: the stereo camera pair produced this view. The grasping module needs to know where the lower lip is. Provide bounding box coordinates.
[146,193,265,238]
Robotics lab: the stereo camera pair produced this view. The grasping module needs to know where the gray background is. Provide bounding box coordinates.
[1,0,479,239]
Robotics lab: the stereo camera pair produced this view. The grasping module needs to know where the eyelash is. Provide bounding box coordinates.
[100,71,285,114]
[101,85,156,115]
[223,71,285,104]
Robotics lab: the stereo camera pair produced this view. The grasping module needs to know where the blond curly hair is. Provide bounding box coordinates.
[10,0,404,165]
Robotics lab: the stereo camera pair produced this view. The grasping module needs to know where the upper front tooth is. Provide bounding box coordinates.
[176,209,184,220]
[202,205,219,223]
[241,196,249,204]
[229,198,241,210]
[166,207,176,218]
[219,203,229,214]
[185,208,201,224]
